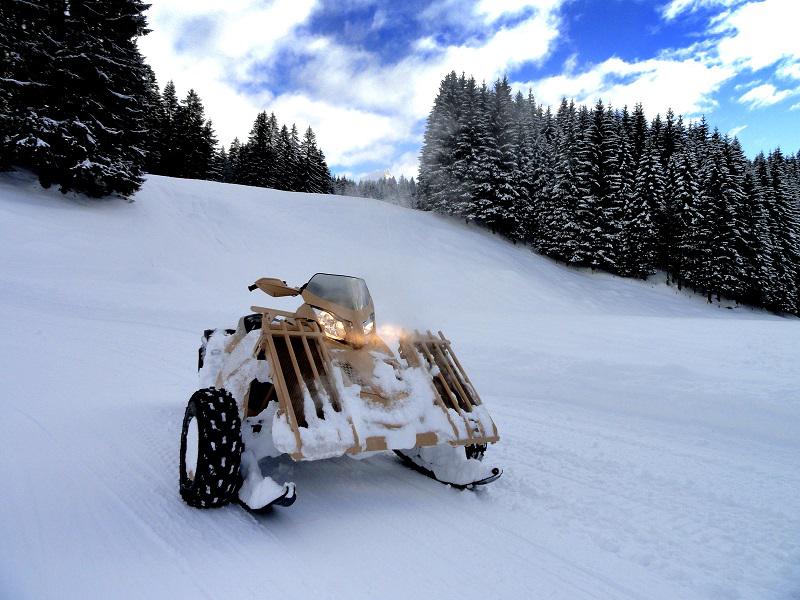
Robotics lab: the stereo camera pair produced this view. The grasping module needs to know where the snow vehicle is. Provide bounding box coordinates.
[180,273,501,511]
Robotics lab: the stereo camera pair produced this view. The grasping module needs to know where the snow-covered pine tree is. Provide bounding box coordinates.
[174,90,215,179]
[658,110,686,271]
[607,106,636,272]
[418,71,462,212]
[208,145,225,182]
[0,0,27,169]
[49,0,151,196]
[297,126,330,193]
[141,65,164,174]
[310,136,333,193]
[687,131,750,303]
[1,0,60,175]
[288,124,301,190]
[509,90,536,242]
[529,106,556,250]
[240,111,271,187]
[542,99,582,262]
[741,152,776,307]
[264,113,280,189]
[487,76,520,238]
[620,135,663,278]
[765,149,800,313]
[275,125,293,190]
[158,81,181,176]
[631,103,648,166]
[450,76,480,218]
[666,148,700,288]
[573,100,620,270]
[466,81,495,226]
[722,137,759,303]
[225,137,242,183]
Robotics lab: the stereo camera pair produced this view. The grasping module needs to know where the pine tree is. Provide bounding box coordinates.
[543,99,581,262]
[468,82,499,228]
[488,76,519,238]
[418,71,462,212]
[631,103,648,165]
[159,81,181,176]
[240,111,271,187]
[174,90,215,179]
[141,64,163,174]
[275,124,294,190]
[3,0,151,196]
[450,76,480,218]
[620,136,663,278]
[1,1,60,174]
[766,149,800,313]
[209,146,225,182]
[223,138,240,183]
[573,100,620,270]
[529,106,556,249]
[666,149,700,288]
[52,0,151,195]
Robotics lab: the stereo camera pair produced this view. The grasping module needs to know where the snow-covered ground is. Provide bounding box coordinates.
[1,171,798,600]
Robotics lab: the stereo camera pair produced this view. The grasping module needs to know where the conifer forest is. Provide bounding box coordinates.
[418,72,800,316]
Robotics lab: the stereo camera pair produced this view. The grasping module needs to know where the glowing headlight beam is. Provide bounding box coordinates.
[313,308,348,341]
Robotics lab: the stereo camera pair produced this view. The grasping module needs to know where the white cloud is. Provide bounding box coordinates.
[519,53,735,116]
[728,124,747,136]
[476,0,563,23]
[713,0,800,72]
[777,61,800,80]
[518,0,800,120]
[267,94,404,167]
[790,102,800,111]
[738,83,797,109]
[661,0,742,21]
[660,0,742,21]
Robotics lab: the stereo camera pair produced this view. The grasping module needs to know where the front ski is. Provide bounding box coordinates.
[237,449,297,512]
[237,482,296,513]
[394,450,502,490]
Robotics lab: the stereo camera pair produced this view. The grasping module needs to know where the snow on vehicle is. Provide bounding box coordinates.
[179,273,501,511]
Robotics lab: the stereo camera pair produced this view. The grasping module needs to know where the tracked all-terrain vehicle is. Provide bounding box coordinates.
[180,274,501,511]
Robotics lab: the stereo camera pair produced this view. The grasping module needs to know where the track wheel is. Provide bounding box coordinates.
[179,387,242,508]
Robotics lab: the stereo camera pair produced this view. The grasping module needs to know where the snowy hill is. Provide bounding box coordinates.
[1,171,798,600]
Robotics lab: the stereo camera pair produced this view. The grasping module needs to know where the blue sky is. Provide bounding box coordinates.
[139,0,800,179]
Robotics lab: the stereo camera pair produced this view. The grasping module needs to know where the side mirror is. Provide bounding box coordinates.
[249,277,300,297]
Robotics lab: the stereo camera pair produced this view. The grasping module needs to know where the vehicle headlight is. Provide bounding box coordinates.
[363,313,375,335]
[314,309,348,340]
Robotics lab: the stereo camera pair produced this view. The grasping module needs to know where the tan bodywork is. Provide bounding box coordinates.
[225,275,499,461]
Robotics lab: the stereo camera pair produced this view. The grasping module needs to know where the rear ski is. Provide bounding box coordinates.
[394,447,502,489]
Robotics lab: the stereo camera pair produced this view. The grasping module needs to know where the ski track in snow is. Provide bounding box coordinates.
[1,171,799,599]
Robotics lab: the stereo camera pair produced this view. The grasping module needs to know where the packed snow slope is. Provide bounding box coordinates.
[1,171,799,600]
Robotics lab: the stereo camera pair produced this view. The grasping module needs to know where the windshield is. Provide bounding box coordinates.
[304,273,372,311]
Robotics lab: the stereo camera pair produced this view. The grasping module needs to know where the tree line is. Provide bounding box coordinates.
[332,174,417,206]
[0,0,332,197]
[144,82,332,193]
[418,72,800,316]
